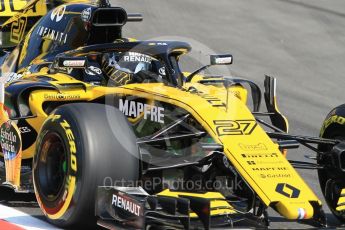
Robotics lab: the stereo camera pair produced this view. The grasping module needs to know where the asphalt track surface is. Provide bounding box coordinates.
[2,0,345,229]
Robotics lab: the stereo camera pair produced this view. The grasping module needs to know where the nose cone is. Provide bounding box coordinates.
[274,200,314,220]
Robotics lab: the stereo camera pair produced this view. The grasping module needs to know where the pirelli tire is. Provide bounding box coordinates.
[318,104,345,222]
[33,103,140,228]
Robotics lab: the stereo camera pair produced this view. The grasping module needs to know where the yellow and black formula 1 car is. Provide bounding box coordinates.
[0,0,344,229]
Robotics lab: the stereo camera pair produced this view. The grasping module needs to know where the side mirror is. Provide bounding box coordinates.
[186,54,233,82]
[210,54,233,65]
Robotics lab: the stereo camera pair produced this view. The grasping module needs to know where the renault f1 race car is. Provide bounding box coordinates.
[1,0,345,229]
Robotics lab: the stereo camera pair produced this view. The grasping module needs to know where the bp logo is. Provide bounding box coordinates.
[275,183,300,198]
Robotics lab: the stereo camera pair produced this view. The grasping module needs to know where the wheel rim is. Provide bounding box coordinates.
[37,132,67,202]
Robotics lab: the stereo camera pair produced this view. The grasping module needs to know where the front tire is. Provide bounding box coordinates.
[318,104,345,222]
[33,103,140,228]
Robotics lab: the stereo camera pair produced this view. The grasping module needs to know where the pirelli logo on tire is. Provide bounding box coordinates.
[214,120,257,136]
[60,119,77,174]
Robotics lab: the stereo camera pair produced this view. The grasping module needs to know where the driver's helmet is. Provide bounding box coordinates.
[101,51,166,86]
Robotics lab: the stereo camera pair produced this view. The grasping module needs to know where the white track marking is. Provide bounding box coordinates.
[0,204,60,230]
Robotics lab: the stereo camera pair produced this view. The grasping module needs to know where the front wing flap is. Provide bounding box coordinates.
[96,186,266,229]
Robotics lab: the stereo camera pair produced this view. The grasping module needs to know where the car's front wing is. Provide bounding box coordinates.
[95,186,267,229]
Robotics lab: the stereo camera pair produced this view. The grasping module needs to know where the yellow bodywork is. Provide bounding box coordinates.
[118,83,320,220]
[0,0,89,46]
[337,189,345,211]
[0,0,87,18]
[0,0,46,47]
[0,43,321,224]
[158,189,236,217]
[9,68,321,220]
[0,0,324,224]
[0,0,47,19]
[0,0,29,17]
